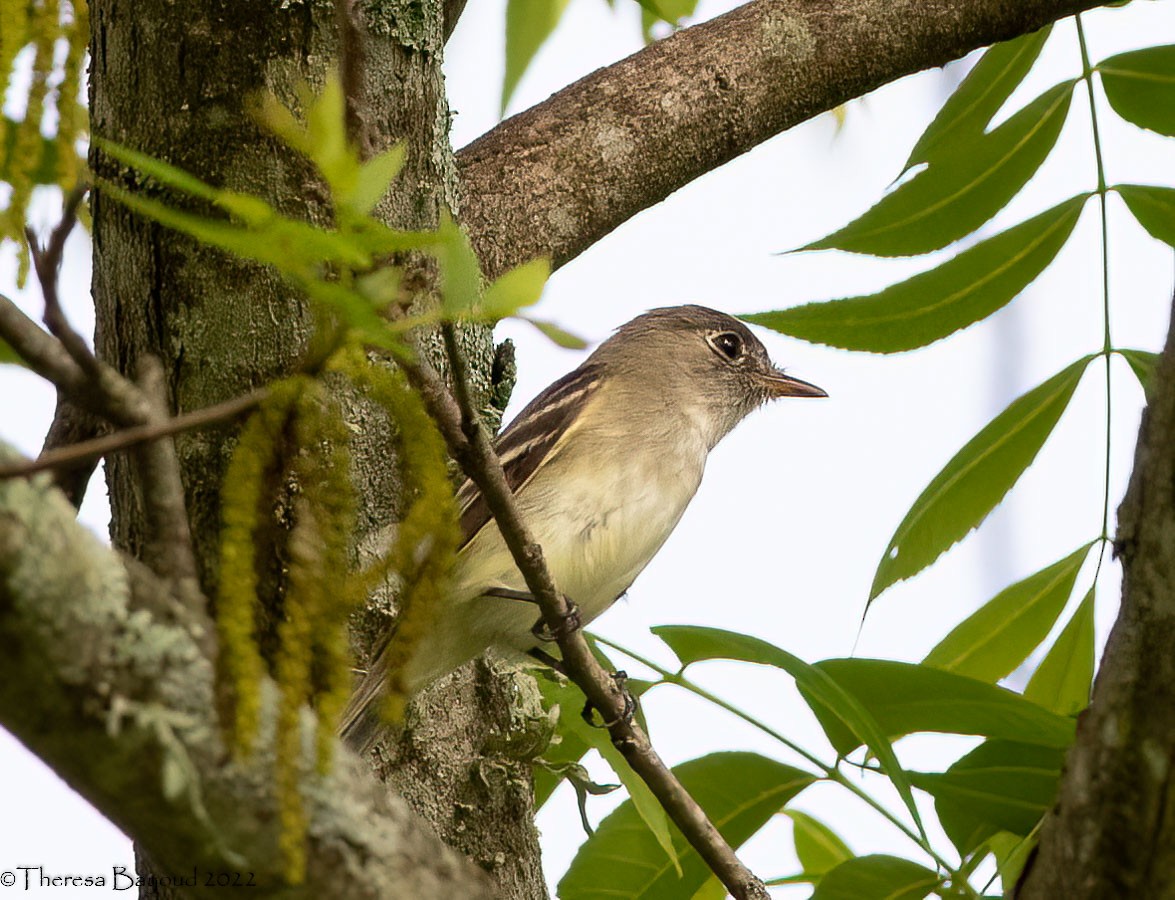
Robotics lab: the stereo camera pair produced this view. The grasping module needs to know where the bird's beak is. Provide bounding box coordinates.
[757,369,828,399]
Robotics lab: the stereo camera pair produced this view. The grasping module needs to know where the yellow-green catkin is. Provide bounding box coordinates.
[54,0,88,191]
[4,0,57,284]
[216,377,307,755]
[337,351,460,724]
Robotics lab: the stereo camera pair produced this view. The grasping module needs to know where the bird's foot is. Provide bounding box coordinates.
[482,587,583,642]
[582,670,637,729]
[531,599,582,643]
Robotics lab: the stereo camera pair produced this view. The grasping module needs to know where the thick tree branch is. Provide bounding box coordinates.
[457,0,1102,280]
[401,330,770,900]
[0,453,493,899]
[1016,298,1175,897]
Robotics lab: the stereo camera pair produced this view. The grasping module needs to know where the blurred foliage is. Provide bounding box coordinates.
[1,0,88,286]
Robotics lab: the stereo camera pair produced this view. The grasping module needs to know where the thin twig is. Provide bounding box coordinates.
[401,325,769,900]
[129,356,209,623]
[27,184,98,376]
[3,388,266,481]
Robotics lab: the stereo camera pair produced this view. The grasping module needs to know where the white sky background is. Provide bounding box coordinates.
[1,0,1173,894]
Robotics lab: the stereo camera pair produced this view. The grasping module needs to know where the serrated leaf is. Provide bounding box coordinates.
[558,752,815,900]
[525,317,587,348]
[747,196,1086,353]
[1099,45,1175,136]
[1118,348,1160,399]
[0,336,28,368]
[801,659,1076,754]
[871,356,1094,600]
[811,855,939,900]
[343,143,406,216]
[923,544,1091,682]
[803,81,1074,257]
[1024,586,1096,716]
[910,740,1063,855]
[1116,183,1175,247]
[906,26,1052,169]
[651,626,924,837]
[785,810,853,878]
[481,257,551,318]
[502,0,571,115]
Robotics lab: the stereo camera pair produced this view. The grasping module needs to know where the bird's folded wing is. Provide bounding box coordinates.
[456,362,603,547]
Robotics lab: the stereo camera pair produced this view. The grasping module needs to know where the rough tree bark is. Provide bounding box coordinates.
[88,0,544,895]
[1016,297,1175,898]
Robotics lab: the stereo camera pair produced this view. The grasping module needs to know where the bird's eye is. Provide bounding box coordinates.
[710,331,743,360]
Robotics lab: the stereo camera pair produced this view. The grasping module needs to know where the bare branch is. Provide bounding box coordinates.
[27,185,97,375]
[5,388,266,482]
[443,0,468,43]
[457,0,1104,280]
[401,329,770,900]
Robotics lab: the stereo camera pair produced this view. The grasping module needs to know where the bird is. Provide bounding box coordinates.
[340,305,825,750]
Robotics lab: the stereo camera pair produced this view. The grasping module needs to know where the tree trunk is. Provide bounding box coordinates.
[88,1,546,895]
[1016,296,1175,897]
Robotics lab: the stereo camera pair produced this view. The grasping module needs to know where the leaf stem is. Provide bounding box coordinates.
[1075,15,1114,581]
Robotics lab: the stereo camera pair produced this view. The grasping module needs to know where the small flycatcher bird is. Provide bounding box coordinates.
[340,305,825,750]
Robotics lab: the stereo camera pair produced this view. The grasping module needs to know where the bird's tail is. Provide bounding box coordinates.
[338,640,396,755]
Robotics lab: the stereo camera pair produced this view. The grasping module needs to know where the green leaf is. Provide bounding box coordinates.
[0,336,28,368]
[1116,183,1175,248]
[1118,348,1160,399]
[502,0,571,115]
[802,81,1074,257]
[343,143,406,216]
[437,210,483,316]
[688,877,725,900]
[747,196,1086,353]
[533,675,597,809]
[1099,45,1175,136]
[558,752,815,900]
[910,740,1063,855]
[481,257,551,319]
[801,659,1076,754]
[785,810,853,878]
[923,544,1092,682]
[651,626,924,836]
[989,830,1036,891]
[811,855,939,900]
[305,76,355,197]
[871,356,1094,600]
[100,182,371,272]
[1024,586,1096,716]
[905,26,1053,169]
[524,317,588,349]
[533,670,672,868]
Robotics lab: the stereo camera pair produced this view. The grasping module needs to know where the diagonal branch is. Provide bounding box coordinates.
[400,329,770,900]
[457,0,1103,280]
